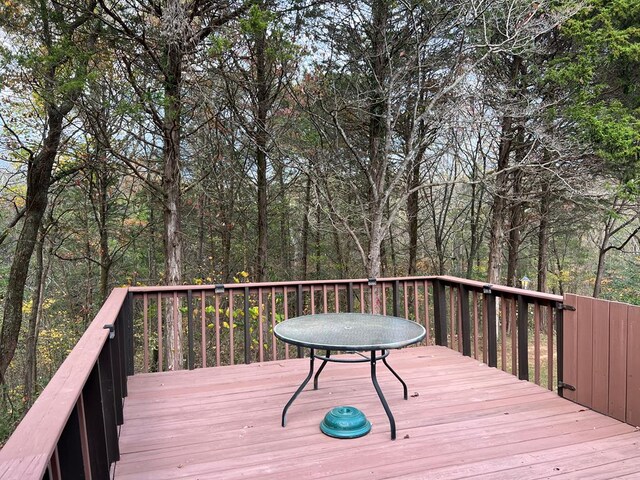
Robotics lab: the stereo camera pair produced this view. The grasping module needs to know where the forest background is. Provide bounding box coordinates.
[0,0,638,443]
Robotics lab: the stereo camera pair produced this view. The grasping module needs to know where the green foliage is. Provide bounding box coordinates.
[554,0,640,178]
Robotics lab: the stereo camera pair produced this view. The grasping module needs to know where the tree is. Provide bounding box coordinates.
[0,0,98,382]
[99,0,246,369]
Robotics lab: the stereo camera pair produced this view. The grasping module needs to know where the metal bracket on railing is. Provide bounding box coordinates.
[482,284,492,294]
[103,324,115,340]
[556,303,576,311]
[558,381,576,391]
[215,284,225,294]
[368,278,377,286]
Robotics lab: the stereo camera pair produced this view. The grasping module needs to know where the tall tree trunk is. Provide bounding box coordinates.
[24,230,47,406]
[277,163,291,277]
[537,183,550,292]
[255,27,269,282]
[487,56,521,284]
[506,169,523,287]
[97,154,112,303]
[407,159,420,275]
[301,175,312,279]
[365,0,389,279]
[162,43,184,370]
[0,108,64,383]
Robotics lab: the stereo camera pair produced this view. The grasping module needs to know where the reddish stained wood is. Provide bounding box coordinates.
[271,287,277,361]
[77,395,91,479]
[359,284,365,313]
[214,294,221,367]
[404,281,409,318]
[413,281,419,326]
[157,293,163,372]
[457,286,463,353]
[258,289,264,363]
[609,301,628,422]
[172,292,178,371]
[448,287,456,351]
[511,297,516,375]
[200,293,206,368]
[576,295,594,407]
[547,304,554,391]
[382,283,387,315]
[334,284,339,312]
[591,298,610,414]
[627,305,640,427]
[423,280,430,345]
[228,291,234,365]
[483,296,488,365]
[113,345,640,480]
[0,288,128,479]
[563,294,578,402]
[143,294,149,373]
[473,291,479,360]
[501,298,507,372]
[534,302,540,385]
[283,287,289,359]
[370,284,375,314]
[323,285,328,313]
[310,285,315,314]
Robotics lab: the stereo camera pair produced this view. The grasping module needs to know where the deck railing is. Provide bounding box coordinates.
[0,275,566,478]
[0,288,132,479]
[128,276,565,389]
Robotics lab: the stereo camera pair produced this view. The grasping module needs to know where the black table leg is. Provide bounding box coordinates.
[313,350,331,390]
[371,349,396,440]
[381,350,408,400]
[282,348,315,427]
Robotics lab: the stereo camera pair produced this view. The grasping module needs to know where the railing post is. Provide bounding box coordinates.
[125,292,135,376]
[460,285,471,357]
[556,302,564,397]
[296,284,303,358]
[347,282,353,312]
[113,315,127,401]
[484,287,497,368]
[517,295,529,381]
[432,279,448,346]
[56,402,86,478]
[83,364,110,478]
[393,280,400,317]
[187,290,195,370]
[98,338,120,464]
[244,287,251,364]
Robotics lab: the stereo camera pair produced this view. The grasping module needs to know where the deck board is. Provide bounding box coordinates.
[115,346,640,479]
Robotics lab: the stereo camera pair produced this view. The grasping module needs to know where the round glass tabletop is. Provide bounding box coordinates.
[273,313,426,351]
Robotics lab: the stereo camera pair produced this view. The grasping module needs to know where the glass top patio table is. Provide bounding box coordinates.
[273,313,426,351]
[274,313,426,440]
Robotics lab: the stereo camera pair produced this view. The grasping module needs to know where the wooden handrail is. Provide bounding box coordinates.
[0,288,129,479]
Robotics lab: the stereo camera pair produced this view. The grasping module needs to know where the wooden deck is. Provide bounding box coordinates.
[115,346,640,479]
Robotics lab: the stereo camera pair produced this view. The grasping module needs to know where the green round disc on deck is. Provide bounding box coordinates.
[320,406,371,439]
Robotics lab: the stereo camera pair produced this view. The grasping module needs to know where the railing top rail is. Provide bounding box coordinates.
[0,288,129,478]
[436,275,563,303]
[128,276,438,294]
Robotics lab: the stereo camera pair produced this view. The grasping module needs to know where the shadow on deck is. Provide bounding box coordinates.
[115,346,640,479]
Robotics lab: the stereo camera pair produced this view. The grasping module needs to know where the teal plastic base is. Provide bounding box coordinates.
[320,406,371,439]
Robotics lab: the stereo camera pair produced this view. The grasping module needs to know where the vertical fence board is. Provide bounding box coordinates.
[157,293,162,372]
[608,302,628,422]
[626,305,640,427]
[591,298,610,414]
[562,294,578,402]
[576,295,594,407]
[200,293,206,368]
[143,294,148,373]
